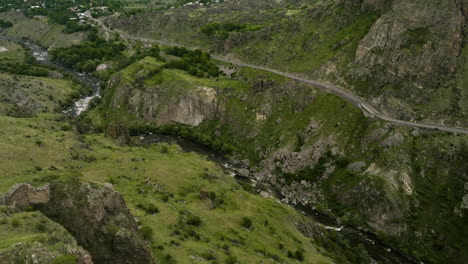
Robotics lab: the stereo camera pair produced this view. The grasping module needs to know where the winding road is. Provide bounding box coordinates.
[94,18,468,135]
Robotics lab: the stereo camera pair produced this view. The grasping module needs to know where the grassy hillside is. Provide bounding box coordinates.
[94,55,468,264]
[0,12,85,48]
[106,0,468,127]
[0,112,336,264]
[0,38,86,116]
[0,58,336,262]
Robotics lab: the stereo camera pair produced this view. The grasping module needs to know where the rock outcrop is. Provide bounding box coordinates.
[105,123,131,145]
[0,242,93,264]
[1,180,154,264]
[0,183,50,209]
[38,180,154,264]
[352,0,467,121]
[107,70,223,127]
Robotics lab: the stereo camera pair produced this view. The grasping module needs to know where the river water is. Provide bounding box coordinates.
[1,34,417,264]
[139,133,417,264]
[0,34,101,116]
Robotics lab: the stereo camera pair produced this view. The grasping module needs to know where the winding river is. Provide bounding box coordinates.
[0,34,101,116]
[1,34,417,264]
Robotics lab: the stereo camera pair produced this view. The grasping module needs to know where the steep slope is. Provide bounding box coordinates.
[107,0,468,127]
[96,56,468,263]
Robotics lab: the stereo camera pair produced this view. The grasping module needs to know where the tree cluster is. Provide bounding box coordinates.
[0,61,48,77]
[164,46,221,78]
[62,21,93,34]
[0,19,13,28]
[200,22,262,39]
[50,32,126,72]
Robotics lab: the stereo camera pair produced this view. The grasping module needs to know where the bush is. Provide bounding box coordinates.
[139,225,154,241]
[294,250,304,262]
[186,215,202,227]
[11,219,20,227]
[241,217,253,229]
[137,203,160,214]
[0,19,13,28]
[225,255,238,264]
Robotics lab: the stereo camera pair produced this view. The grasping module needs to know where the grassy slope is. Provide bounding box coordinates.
[0,38,86,116]
[0,12,84,48]
[0,113,333,263]
[0,73,81,115]
[108,0,467,126]
[0,54,334,263]
[96,56,468,264]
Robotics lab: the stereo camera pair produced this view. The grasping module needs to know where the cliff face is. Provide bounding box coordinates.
[1,180,154,264]
[351,0,467,121]
[39,180,154,264]
[101,57,468,263]
[103,58,223,127]
[108,0,468,126]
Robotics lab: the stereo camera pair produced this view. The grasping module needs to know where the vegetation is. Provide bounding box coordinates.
[62,21,93,34]
[200,22,262,39]
[50,32,126,72]
[0,0,122,23]
[52,255,78,264]
[164,46,221,78]
[0,19,12,28]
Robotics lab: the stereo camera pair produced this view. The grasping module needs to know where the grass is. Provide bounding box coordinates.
[0,72,82,116]
[0,12,85,48]
[0,110,333,263]
[0,211,76,250]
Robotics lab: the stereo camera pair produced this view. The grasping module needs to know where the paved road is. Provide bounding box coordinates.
[95,18,468,135]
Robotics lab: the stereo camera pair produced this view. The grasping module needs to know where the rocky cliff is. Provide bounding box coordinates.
[39,179,155,264]
[108,0,468,127]
[351,0,467,122]
[102,57,223,127]
[1,179,155,264]
[98,56,468,263]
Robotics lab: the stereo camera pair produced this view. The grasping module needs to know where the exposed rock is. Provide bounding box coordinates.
[353,0,466,120]
[47,71,64,79]
[96,63,110,71]
[235,168,251,178]
[105,123,131,145]
[108,73,223,126]
[0,183,50,209]
[347,161,367,172]
[461,194,468,209]
[380,132,405,147]
[0,47,8,52]
[259,191,271,198]
[0,242,93,264]
[38,180,154,264]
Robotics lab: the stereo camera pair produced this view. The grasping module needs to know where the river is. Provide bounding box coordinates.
[1,33,417,264]
[139,133,417,264]
[0,34,101,116]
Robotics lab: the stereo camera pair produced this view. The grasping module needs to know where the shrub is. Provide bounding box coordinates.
[35,222,48,232]
[137,203,160,214]
[295,250,304,262]
[225,255,238,264]
[241,217,253,229]
[11,219,20,227]
[186,215,202,227]
[139,226,154,241]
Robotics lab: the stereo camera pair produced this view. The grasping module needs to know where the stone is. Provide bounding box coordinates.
[96,63,109,71]
[347,161,367,172]
[236,168,251,178]
[47,71,64,79]
[0,183,50,209]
